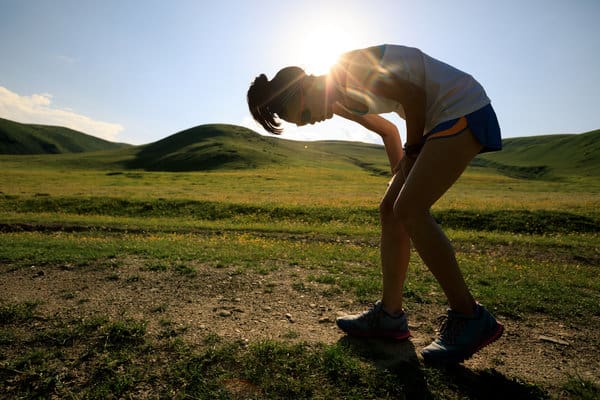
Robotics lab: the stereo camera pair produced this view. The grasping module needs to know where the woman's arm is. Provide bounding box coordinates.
[371,77,426,147]
[331,47,426,148]
[333,103,403,173]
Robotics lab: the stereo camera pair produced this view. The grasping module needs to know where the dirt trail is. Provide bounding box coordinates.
[1,259,598,395]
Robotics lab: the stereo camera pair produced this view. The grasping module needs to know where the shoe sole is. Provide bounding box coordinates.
[422,322,504,364]
[341,329,412,341]
[471,321,504,357]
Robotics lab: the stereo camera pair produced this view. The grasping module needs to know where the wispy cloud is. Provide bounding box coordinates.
[0,86,124,142]
[56,55,77,65]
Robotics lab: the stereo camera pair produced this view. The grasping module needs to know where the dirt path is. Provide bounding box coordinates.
[1,259,598,396]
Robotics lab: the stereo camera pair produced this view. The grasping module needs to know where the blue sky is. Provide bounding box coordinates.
[1,0,599,145]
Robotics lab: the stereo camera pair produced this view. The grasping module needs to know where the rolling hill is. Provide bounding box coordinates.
[474,129,600,179]
[1,116,598,180]
[125,123,390,174]
[0,117,131,154]
[82,124,600,179]
[126,124,294,171]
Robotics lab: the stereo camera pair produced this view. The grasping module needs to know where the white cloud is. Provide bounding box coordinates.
[0,86,124,142]
[56,55,77,65]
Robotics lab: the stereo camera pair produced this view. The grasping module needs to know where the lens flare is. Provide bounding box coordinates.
[291,18,365,75]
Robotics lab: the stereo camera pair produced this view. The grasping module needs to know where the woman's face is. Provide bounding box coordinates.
[279,76,335,126]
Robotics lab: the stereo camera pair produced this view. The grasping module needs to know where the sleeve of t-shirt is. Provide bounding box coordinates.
[330,47,398,115]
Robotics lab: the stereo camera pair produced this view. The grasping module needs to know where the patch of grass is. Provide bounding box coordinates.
[100,319,147,348]
[152,304,168,313]
[292,281,308,292]
[281,330,300,340]
[310,274,338,285]
[143,261,168,272]
[125,275,141,283]
[167,337,553,399]
[86,353,143,398]
[0,301,39,324]
[238,340,407,399]
[0,311,568,399]
[1,228,598,325]
[0,328,16,345]
[471,157,551,179]
[28,316,109,348]
[561,375,600,399]
[2,195,599,234]
[105,272,120,281]
[173,263,197,277]
[435,209,600,234]
[8,349,59,397]
[339,275,383,303]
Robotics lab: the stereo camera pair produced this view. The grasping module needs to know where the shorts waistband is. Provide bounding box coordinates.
[425,117,468,141]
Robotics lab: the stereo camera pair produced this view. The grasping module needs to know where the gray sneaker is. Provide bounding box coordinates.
[336,301,411,340]
[421,303,503,363]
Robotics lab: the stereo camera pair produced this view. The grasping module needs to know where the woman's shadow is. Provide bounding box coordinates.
[338,335,548,400]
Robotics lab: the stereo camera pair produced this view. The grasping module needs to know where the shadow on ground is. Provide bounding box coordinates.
[339,335,548,400]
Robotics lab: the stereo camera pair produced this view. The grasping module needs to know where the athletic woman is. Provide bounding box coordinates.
[247,44,503,363]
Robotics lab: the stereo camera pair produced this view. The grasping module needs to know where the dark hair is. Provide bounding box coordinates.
[247,66,305,134]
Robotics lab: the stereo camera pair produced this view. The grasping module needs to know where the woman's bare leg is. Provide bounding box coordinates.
[394,129,483,315]
[379,172,410,314]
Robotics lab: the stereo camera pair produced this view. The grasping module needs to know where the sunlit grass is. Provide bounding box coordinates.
[2,228,598,322]
[1,147,599,398]
[2,161,599,211]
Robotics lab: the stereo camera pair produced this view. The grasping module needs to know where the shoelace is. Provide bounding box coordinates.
[436,314,468,344]
[362,303,385,328]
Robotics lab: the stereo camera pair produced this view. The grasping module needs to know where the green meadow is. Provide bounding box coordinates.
[0,122,599,399]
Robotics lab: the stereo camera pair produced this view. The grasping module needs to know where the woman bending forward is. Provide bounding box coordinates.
[247,44,504,363]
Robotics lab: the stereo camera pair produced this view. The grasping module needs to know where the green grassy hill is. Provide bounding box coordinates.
[0,122,390,174]
[126,124,295,171]
[474,129,600,179]
[125,124,391,174]
[0,117,131,154]
[2,118,598,181]
[115,125,600,179]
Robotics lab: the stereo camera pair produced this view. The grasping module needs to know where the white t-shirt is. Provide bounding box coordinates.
[334,44,491,135]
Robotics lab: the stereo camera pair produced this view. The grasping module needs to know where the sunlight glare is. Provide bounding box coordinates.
[291,17,365,75]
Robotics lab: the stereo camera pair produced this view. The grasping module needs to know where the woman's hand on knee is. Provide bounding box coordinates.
[394,155,416,179]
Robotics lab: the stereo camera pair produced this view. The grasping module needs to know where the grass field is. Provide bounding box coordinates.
[1,129,599,399]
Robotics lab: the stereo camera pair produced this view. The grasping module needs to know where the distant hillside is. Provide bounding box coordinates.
[124,123,387,173]
[0,117,131,154]
[2,118,598,180]
[474,129,600,179]
[128,125,600,178]
[126,124,295,171]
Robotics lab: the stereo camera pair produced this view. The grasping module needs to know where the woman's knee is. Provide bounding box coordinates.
[381,186,419,225]
[379,195,396,222]
[380,174,405,222]
[393,195,428,228]
[392,197,410,223]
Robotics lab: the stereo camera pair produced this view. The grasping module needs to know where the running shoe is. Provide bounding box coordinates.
[421,303,504,363]
[336,301,411,340]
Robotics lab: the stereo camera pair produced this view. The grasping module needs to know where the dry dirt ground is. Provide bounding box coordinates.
[1,258,598,397]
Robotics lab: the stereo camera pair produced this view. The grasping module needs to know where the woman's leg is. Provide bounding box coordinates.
[335,171,412,339]
[394,129,483,315]
[379,171,411,314]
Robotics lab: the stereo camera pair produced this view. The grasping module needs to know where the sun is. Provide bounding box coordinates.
[291,18,365,75]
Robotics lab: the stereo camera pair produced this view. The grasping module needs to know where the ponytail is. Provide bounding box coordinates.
[247,67,306,134]
[247,73,282,134]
